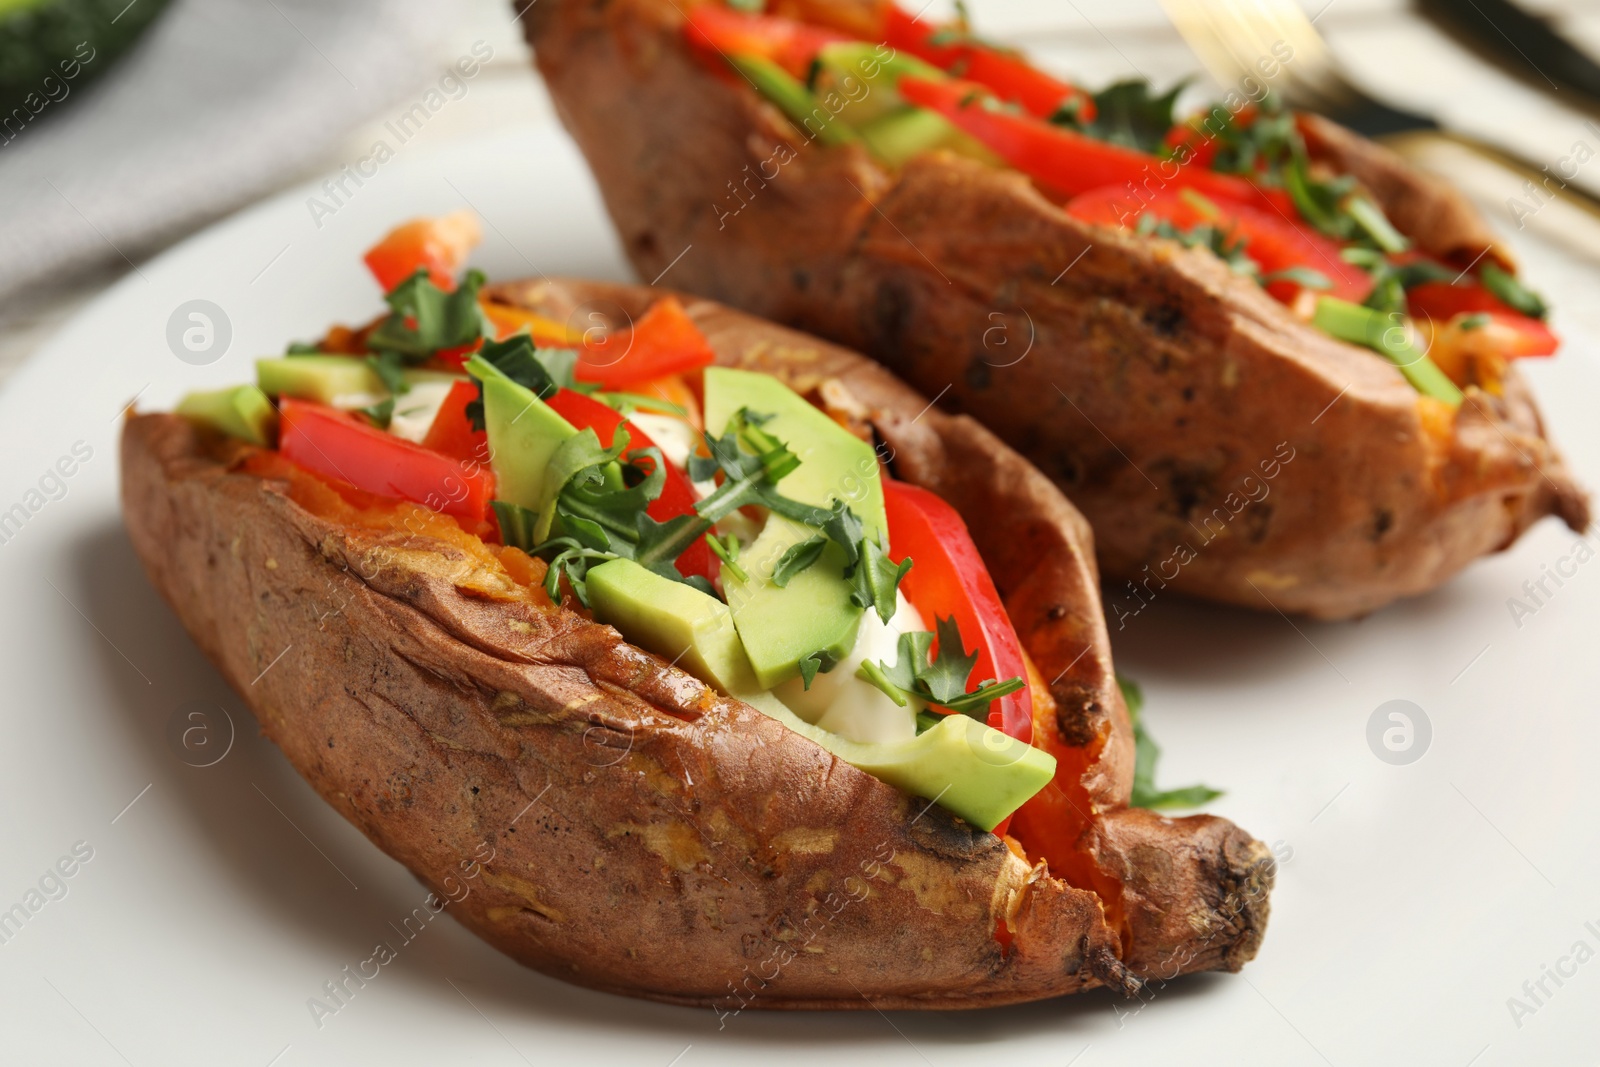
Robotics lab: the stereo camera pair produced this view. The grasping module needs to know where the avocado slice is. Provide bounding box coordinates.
[588,558,762,695]
[857,107,1002,168]
[257,356,460,408]
[257,355,381,406]
[810,42,945,126]
[465,355,578,511]
[175,385,275,446]
[729,54,859,147]
[588,558,1054,831]
[703,367,887,690]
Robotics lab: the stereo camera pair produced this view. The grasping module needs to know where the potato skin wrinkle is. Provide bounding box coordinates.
[522,0,1588,619]
[122,279,1271,1009]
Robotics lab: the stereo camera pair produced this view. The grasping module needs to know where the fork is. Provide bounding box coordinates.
[1158,0,1600,256]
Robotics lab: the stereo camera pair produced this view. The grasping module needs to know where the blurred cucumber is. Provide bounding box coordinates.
[0,0,172,122]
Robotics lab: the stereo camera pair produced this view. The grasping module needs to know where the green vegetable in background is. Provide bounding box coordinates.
[1120,675,1224,810]
[0,0,172,124]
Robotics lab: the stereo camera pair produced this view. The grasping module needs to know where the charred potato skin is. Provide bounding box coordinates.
[524,0,1588,619]
[121,280,1270,1009]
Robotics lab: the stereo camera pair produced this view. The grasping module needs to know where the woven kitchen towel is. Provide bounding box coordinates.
[0,0,467,302]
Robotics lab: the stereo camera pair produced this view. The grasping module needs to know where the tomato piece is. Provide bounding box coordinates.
[544,390,718,584]
[1067,184,1372,303]
[900,76,1293,216]
[278,397,494,523]
[883,480,1031,746]
[882,3,965,67]
[685,5,848,77]
[882,6,1089,121]
[573,297,718,390]
[420,380,489,463]
[1407,282,1557,357]
[363,211,482,293]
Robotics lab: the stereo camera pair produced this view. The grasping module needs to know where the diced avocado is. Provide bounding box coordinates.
[257,356,462,409]
[703,367,885,535]
[730,516,864,690]
[588,559,762,695]
[810,42,945,126]
[703,367,889,689]
[175,385,275,446]
[836,712,1056,832]
[469,357,577,510]
[857,106,1003,168]
[257,355,382,406]
[589,558,1054,831]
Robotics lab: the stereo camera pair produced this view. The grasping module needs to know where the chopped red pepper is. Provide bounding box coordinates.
[278,397,494,523]
[420,380,489,463]
[362,211,482,293]
[884,480,1031,746]
[1067,184,1373,304]
[685,5,849,78]
[1407,282,1557,356]
[544,391,719,584]
[899,76,1293,216]
[573,297,718,390]
[883,5,1091,120]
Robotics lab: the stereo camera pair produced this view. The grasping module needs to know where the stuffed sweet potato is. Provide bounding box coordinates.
[523,0,1589,619]
[120,220,1272,1009]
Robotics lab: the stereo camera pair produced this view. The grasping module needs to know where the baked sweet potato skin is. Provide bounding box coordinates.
[121,280,1270,1008]
[524,0,1589,619]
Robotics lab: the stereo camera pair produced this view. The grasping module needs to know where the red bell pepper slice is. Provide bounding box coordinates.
[900,76,1293,216]
[883,5,1091,120]
[884,480,1031,746]
[544,391,718,584]
[278,397,494,523]
[573,297,718,390]
[1406,282,1557,356]
[685,5,849,78]
[420,380,489,463]
[1067,184,1373,304]
[362,211,482,293]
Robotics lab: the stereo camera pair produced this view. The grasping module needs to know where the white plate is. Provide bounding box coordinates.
[2,122,1597,1066]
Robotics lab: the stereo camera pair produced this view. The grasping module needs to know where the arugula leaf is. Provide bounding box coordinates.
[1199,96,1410,257]
[857,618,1026,718]
[1051,79,1185,155]
[366,268,491,359]
[1480,262,1548,319]
[285,340,322,355]
[858,659,909,707]
[772,535,828,588]
[494,501,541,553]
[533,428,629,545]
[797,649,838,690]
[705,533,748,583]
[357,350,411,428]
[1260,266,1333,291]
[850,537,912,625]
[464,334,580,431]
[1120,675,1224,810]
[1136,213,1259,279]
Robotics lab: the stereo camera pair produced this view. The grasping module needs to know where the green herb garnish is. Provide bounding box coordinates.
[858,617,1026,718]
[1480,262,1548,319]
[1121,676,1223,810]
[366,267,492,359]
[1051,79,1186,155]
